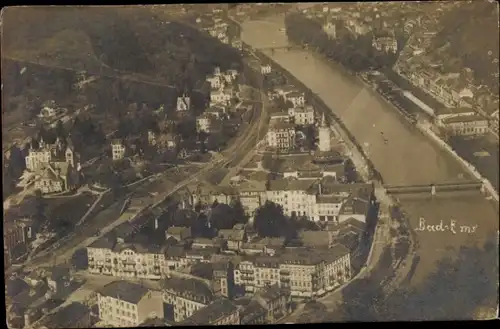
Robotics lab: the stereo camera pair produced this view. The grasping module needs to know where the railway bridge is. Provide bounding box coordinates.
[254,45,303,52]
[383,179,484,196]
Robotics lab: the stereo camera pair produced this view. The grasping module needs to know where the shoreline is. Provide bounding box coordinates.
[288,41,498,200]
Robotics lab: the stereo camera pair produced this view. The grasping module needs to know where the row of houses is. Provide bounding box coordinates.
[96,279,291,327]
[186,175,372,222]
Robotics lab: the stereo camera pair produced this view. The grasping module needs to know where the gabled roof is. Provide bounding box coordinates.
[180,298,238,325]
[219,229,245,242]
[99,281,150,304]
[161,277,213,304]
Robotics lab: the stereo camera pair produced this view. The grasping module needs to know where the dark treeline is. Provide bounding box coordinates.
[284,13,399,73]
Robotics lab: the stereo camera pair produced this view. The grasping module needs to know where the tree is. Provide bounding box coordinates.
[210,203,237,230]
[230,198,247,224]
[55,120,66,139]
[253,201,289,238]
[71,248,88,270]
[344,159,358,183]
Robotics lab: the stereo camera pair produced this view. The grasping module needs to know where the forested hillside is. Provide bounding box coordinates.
[430,1,499,92]
[2,7,242,89]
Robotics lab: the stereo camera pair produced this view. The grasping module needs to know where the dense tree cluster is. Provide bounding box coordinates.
[328,234,498,321]
[430,1,499,93]
[285,13,399,73]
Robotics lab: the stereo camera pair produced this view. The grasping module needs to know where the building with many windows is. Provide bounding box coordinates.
[111,139,126,161]
[441,114,489,136]
[234,246,351,297]
[288,105,315,125]
[161,277,214,323]
[180,298,240,326]
[87,238,168,280]
[266,122,296,151]
[98,281,163,328]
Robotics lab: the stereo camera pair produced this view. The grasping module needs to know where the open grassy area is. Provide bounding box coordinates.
[44,192,98,233]
[207,168,230,185]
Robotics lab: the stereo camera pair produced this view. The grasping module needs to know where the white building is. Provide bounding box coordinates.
[318,113,331,152]
[177,94,191,112]
[97,281,164,327]
[111,140,126,161]
[260,64,272,75]
[207,74,223,90]
[323,22,337,39]
[372,36,398,53]
[234,246,351,297]
[210,89,231,107]
[87,240,168,280]
[196,114,215,133]
[288,105,315,125]
[284,91,306,108]
[266,122,296,151]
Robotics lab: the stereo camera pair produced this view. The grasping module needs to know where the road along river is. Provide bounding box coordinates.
[241,15,499,319]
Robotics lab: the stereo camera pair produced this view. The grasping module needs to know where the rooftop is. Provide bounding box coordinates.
[181,298,238,325]
[436,107,476,116]
[38,302,90,328]
[99,281,150,304]
[270,121,295,131]
[218,229,245,241]
[316,194,344,204]
[161,277,213,304]
[442,114,488,124]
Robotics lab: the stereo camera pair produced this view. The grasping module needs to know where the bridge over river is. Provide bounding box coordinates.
[240,14,499,319]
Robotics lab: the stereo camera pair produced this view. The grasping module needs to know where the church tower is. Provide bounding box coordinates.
[318,113,331,152]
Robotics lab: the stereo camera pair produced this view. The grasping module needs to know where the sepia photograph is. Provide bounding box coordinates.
[2,2,499,327]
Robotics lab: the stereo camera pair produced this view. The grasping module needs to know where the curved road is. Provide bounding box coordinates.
[242,16,468,186]
[240,14,499,320]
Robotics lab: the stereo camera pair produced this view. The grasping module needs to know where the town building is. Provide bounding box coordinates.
[441,114,489,136]
[231,39,243,50]
[270,111,290,123]
[288,105,315,125]
[234,246,351,297]
[177,94,191,112]
[161,277,214,323]
[97,281,164,327]
[260,64,272,75]
[266,121,296,151]
[38,100,59,119]
[323,21,337,39]
[207,74,223,90]
[210,89,231,107]
[372,35,398,53]
[87,238,167,280]
[252,284,292,323]
[24,137,80,194]
[284,91,306,108]
[196,114,216,133]
[180,298,240,325]
[218,229,246,252]
[111,139,126,161]
[238,181,267,216]
[4,219,34,269]
[211,261,236,299]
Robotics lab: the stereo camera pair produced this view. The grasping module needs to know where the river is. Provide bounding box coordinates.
[241,16,468,186]
[241,14,499,320]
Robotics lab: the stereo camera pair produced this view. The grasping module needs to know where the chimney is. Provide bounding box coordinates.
[155,218,158,230]
[318,182,322,195]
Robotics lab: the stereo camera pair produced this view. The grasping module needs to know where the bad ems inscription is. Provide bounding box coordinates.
[415,217,478,234]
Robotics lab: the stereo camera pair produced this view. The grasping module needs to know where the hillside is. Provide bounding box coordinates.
[430,1,499,92]
[2,7,242,89]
